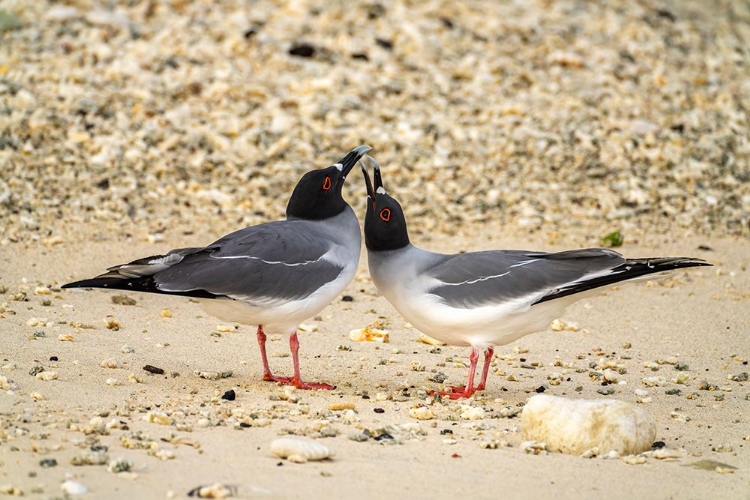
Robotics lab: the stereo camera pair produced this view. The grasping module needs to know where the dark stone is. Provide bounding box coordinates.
[375,38,393,50]
[289,43,316,58]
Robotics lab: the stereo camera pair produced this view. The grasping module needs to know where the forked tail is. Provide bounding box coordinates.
[534,257,711,305]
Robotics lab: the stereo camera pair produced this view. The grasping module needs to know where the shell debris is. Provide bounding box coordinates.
[105,316,120,330]
[194,370,233,380]
[36,371,58,381]
[187,483,236,498]
[520,441,548,455]
[0,485,23,496]
[327,402,356,411]
[409,406,436,420]
[270,437,334,463]
[416,333,446,346]
[143,411,174,426]
[60,480,88,495]
[459,405,486,421]
[100,358,119,369]
[349,324,390,343]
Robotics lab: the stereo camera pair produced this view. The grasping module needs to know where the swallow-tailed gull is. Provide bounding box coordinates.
[360,156,710,398]
[63,145,372,390]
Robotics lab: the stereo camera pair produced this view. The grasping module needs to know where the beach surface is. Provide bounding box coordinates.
[1,0,748,498]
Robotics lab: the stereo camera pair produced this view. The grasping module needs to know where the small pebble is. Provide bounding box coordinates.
[111,295,136,306]
[408,406,435,420]
[100,358,118,369]
[187,483,236,498]
[0,485,23,496]
[60,480,88,495]
[328,402,355,411]
[105,317,120,330]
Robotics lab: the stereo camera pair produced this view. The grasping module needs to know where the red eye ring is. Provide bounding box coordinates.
[379,208,391,222]
[322,176,332,191]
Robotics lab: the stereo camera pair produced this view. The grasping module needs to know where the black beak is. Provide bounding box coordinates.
[372,156,384,191]
[336,145,372,183]
[360,158,376,200]
[359,155,383,200]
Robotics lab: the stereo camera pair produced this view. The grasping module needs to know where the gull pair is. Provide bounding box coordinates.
[64,146,710,397]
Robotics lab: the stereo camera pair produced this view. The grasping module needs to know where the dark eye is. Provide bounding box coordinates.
[322,176,332,191]
[379,208,391,222]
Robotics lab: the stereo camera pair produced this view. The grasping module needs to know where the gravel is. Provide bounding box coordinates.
[1,0,748,246]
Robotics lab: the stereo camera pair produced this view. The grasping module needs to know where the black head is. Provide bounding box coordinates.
[361,156,410,252]
[286,145,372,220]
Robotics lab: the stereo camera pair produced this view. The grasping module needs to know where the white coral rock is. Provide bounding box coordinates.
[270,438,333,463]
[521,395,656,456]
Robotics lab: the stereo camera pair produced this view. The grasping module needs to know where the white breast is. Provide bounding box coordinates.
[368,246,577,348]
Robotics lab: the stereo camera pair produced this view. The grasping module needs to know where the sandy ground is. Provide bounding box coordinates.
[1,0,749,498]
[0,228,748,499]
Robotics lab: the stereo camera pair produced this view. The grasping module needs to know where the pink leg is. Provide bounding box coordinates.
[257,325,292,383]
[475,347,494,392]
[288,331,335,390]
[435,347,481,399]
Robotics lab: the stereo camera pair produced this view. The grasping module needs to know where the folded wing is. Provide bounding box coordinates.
[63,220,345,305]
[425,249,708,309]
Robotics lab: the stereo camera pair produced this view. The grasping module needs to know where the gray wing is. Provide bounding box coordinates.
[153,220,345,302]
[426,248,625,308]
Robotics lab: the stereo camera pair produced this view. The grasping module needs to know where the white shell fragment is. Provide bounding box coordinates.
[61,480,89,495]
[521,395,656,456]
[416,333,446,346]
[270,438,334,463]
[459,405,485,420]
[143,411,174,426]
[194,370,233,380]
[36,371,58,381]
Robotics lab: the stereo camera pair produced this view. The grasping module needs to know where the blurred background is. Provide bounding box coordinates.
[1,0,748,248]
